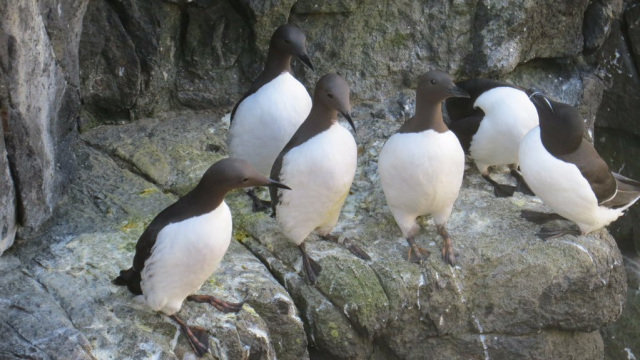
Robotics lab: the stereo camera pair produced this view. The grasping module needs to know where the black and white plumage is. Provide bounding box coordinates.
[519,93,640,239]
[378,70,469,266]
[270,73,369,284]
[113,158,290,357]
[228,24,313,211]
[446,78,539,197]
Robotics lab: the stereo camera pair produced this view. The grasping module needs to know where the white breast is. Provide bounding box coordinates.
[378,130,465,237]
[519,127,623,234]
[228,73,312,175]
[276,123,357,244]
[469,87,539,172]
[140,202,233,315]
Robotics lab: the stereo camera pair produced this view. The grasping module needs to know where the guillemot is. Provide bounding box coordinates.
[379,70,468,266]
[228,24,313,211]
[270,73,370,284]
[113,158,290,357]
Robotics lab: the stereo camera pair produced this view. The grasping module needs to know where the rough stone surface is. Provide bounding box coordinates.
[1,0,639,358]
[0,124,16,255]
[2,111,309,360]
[3,108,626,359]
[583,0,625,54]
[0,0,85,238]
[602,255,640,360]
[77,0,595,121]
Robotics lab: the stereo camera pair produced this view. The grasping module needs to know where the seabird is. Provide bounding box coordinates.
[378,70,469,266]
[446,78,539,197]
[228,24,313,211]
[113,158,290,357]
[270,73,370,284]
[519,93,640,239]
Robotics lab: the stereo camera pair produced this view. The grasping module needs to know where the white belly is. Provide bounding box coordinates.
[470,87,539,172]
[140,202,233,315]
[519,127,622,234]
[276,124,357,244]
[379,130,465,237]
[228,73,312,175]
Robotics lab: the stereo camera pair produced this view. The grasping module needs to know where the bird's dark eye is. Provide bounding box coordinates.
[327,93,334,99]
[242,178,249,182]
[430,79,437,85]
[284,39,291,44]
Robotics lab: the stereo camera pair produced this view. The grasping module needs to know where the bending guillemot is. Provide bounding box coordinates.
[446,78,538,197]
[270,73,370,284]
[378,70,469,266]
[228,24,313,211]
[113,158,290,357]
[519,93,640,239]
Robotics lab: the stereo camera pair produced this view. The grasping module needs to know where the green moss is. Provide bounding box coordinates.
[331,329,340,338]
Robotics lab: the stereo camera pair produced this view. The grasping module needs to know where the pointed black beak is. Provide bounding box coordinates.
[268,179,291,190]
[448,85,470,98]
[342,112,356,134]
[299,54,314,71]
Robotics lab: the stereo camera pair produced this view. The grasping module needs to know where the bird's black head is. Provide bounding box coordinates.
[271,24,314,70]
[528,91,584,155]
[417,70,470,104]
[313,73,355,133]
[199,158,291,193]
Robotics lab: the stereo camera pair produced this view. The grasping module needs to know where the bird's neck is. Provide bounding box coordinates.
[265,49,292,75]
[400,100,448,133]
[183,184,226,215]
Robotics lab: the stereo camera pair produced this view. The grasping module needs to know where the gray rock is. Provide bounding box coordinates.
[626,1,640,68]
[593,20,640,137]
[602,255,640,360]
[583,0,625,54]
[0,1,83,237]
[84,110,628,359]
[1,123,310,359]
[0,125,16,255]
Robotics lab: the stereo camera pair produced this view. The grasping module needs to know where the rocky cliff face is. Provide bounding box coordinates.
[0,0,88,253]
[1,0,639,359]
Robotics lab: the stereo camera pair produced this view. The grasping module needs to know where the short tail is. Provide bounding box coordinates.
[601,173,640,210]
[112,267,143,295]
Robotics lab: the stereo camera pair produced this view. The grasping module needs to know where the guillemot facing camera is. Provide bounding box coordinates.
[519,93,640,239]
[270,73,370,284]
[113,158,290,357]
[446,78,538,197]
[378,70,468,266]
[228,24,313,212]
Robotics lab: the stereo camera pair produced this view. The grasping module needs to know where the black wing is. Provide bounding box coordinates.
[447,115,484,153]
[112,195,194,295]
[557,140,617,204]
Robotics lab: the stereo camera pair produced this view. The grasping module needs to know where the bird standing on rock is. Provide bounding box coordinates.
[446,78,539,197]
[228,24,313,212]
[270,73,370,285]
[113,158,290,357]
[379,70,469,266]
[519,93,640,239]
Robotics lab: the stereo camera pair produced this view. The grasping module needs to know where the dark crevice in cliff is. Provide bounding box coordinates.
[103,0,142,119]
[621,8,640,78]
